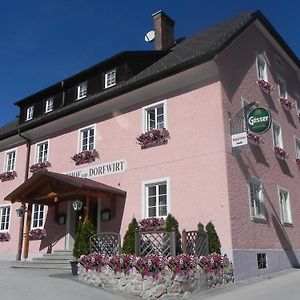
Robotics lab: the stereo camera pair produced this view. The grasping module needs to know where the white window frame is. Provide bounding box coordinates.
[277,186,292,225]
[78,124,96,152]
[35,140,50,163]
[272,121,283,149]
[0,205,11,232]
[278,76,287,99]
[31,204,45,229]
[295,92,300,116]
[256,55,268,82]
[142,177,170,219]
[247,177,265,221]
[26,106,34,121]
[4,149,17,172]
[142,100,167,132]
[295,136,300,159]
[45,98,54,113]
[104,69,116,89]
[76,82,88,100]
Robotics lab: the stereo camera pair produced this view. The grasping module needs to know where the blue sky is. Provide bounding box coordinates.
[0,0,299,127]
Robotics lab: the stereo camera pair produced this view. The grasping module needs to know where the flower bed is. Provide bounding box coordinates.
[137,128,170,149]
[71,150,99,165]
[78,253,233,298]
[256,79,274,94]
[247,132,263,145]
[274,146,289,160]
[29,161,51,174]
[0,232,10,242]
[279,98,294,110]
[0,171,17,182]
[29,228,47,240]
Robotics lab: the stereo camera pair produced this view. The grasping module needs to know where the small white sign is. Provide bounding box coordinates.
[231,132,248,148]
[64,159,127,179]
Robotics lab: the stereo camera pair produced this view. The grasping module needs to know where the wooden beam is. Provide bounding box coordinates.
[23,204,32,260]
[84,195,90,222]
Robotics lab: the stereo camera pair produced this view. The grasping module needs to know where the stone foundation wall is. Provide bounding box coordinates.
[78,266,234,298]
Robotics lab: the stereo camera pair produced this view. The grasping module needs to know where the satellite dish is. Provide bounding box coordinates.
[144,30,155,42]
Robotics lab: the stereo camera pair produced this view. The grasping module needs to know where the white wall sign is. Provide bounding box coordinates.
[231,132,248,148]
[64,159,127,179]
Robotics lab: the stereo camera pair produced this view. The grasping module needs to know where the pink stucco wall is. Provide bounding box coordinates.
[217,23,300,251]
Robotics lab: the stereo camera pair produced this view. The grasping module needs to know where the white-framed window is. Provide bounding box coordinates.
[4,150,16,172]
[278,187,292,225]
[142,177,170,218]
[104,69,116,89]
[272,121,283,148]
[79,125,95,151]
[35,140,49,163]
[26,106,34,121]
[0,205,11,232]
[31,204,45,229]
[295,93,300,115]
[256,55,267,81]
[45,98,54,113]
[248,177,265,221]
[77,82,87,100]
[278,76,287,99]
[295,137,300,159]
[143,100,167,132]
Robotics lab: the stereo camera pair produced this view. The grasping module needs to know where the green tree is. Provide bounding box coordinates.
[73,219,96,259]
[206,221,221,254]
[165,214,182,255]
[122,217,139,254]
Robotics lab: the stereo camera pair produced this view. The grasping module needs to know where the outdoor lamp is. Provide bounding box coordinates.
[16,206,27,217]
[72,200,83,211]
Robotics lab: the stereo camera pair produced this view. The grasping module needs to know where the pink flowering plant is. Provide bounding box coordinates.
[79,253,231,278]
[29,228,47,240]
[71,149,99,165]
[29,161,51,174]
[139,218,165,231]
[247,132,263,145]
[256,79,275,94]
[0,232,10,242]
[274,146,289,159]
[279,98,295,110]
[295,158,300,166]
[0,171,17,182]
[137,128,170,148]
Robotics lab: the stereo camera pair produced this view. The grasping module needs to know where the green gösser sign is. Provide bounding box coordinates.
[247,107,272,134]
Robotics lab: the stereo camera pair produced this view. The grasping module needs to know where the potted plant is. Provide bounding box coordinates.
[274,146,289,160]
[279,98,295,110]
[256,79,274,94]
[29,161,51,174]
[0,171,17,182]
[136,128,170,149]
[71,150,99,165]
[71,219,96,275]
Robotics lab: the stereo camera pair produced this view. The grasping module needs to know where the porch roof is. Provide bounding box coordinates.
[4,171,126,205]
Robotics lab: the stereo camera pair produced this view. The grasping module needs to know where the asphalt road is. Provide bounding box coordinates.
[1,260,300,300]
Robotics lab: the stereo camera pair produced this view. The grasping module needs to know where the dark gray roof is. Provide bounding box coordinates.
[0,118,19,135]
[1,10,299,139]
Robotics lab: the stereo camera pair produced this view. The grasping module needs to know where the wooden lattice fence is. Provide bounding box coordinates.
[182,229,209,256]
[90,233,121,255]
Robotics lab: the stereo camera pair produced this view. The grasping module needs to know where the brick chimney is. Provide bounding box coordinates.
[152,10,175,51]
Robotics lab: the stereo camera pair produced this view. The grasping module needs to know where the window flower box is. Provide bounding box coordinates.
[71,150,99,165]
[279,98,295,110]
[295,158,300,166]
[0,171,17,182]
[256,79,274,94]
[29,228,47,240]
[247,132,263,145]
[0,232,10,242]
[139,217,165,231]
[29,161,51,174]
[137,128,170,149]
[274,146,289,160]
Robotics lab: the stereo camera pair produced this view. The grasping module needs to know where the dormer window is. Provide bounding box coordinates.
[26,106,34,121]
[77,82,87,100]
[45,98,54,113]
[105,69,116,89]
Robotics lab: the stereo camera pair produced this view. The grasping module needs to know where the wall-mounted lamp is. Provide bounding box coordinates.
[101,209,111,221]
[72,200,83,211]
[16,206,27,217]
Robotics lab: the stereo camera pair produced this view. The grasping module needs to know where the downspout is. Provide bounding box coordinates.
[16,130,31,261]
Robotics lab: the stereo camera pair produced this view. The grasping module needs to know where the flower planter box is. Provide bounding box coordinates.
[247,132,263,146]
[137,128,170,149]
[29,228,47,240]
[71,150,99,165]
[256,80,274,94]
[295,158,300,167]
[279,98,295,110]
[274,147,289,160]
[29,161,51,174]
[0,232,10,242]
[0,171,17,182]
[139,217,165,231]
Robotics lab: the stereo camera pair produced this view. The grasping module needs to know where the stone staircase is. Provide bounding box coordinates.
[11,250,74,270]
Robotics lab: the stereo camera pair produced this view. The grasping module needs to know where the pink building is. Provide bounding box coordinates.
[1,10,300,281]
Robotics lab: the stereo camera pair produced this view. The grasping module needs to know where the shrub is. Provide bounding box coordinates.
[206,221,221,254]
[165,214,182,255]
[122,217,139,254]
[73,219,96,259]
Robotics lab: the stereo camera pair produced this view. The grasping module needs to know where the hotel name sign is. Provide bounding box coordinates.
[64,159,127,179]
